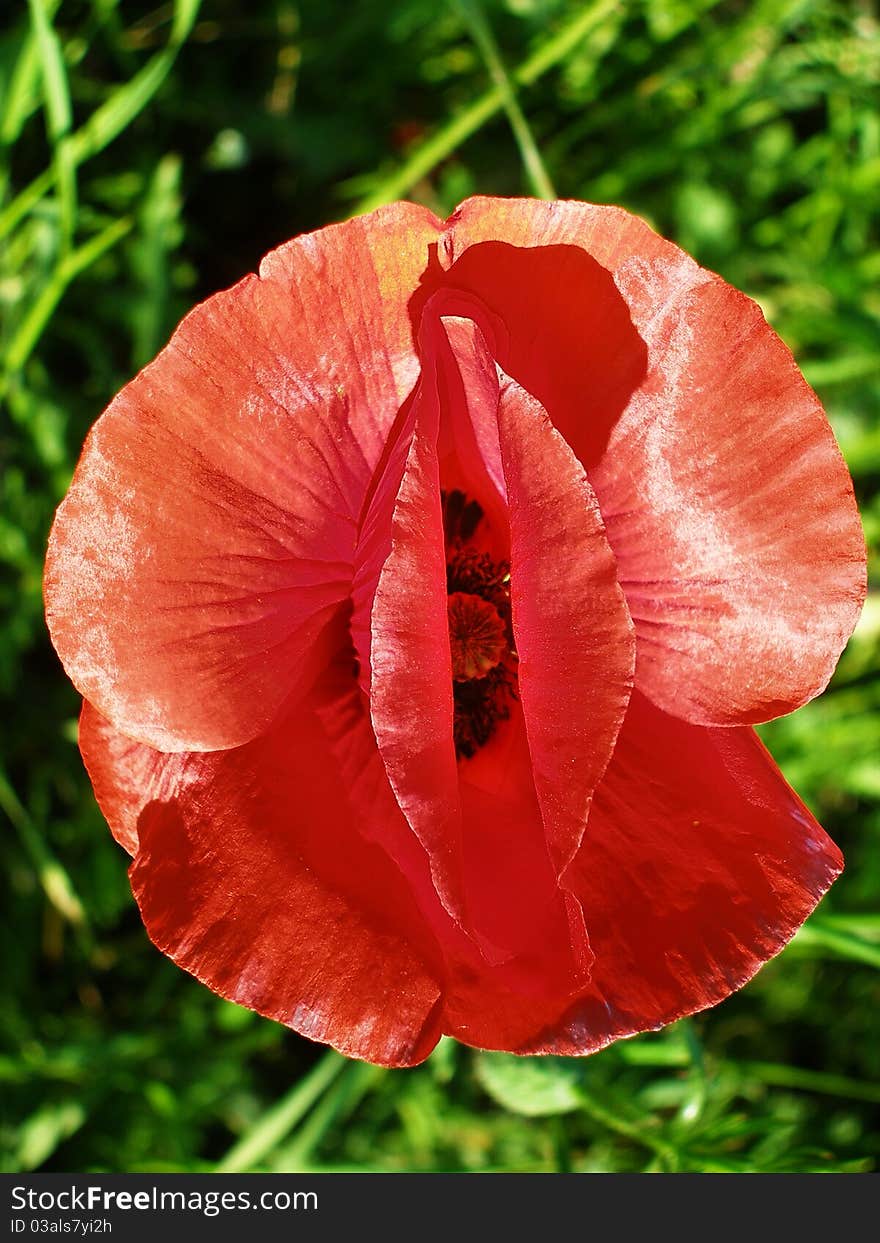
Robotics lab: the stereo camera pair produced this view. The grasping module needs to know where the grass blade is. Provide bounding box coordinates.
[215,1050,347,1173]
[0,766,87,930]
[792,917,880,970]
[351,0,619,214]
[0,0,203,240]
[27,0,77,246]
[2,214,132,381]
[737,1060,880,1105]
[1,0,62,147]
[272,1062,384,1171]
[454,0,556,199]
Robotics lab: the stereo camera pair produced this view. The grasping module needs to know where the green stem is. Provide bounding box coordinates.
[2,214,132,385]
[0,0,63,147]
[792,918,880,970]
[736,1060,880,1105]
[352,0,618,214]
[454,0,556,199]
[0,766,87,931]
[27,0,77,249]
[577,1088,680,1171]
[272,1061,383,1172]
[215,1050,347,1173]
[0,0,203,241]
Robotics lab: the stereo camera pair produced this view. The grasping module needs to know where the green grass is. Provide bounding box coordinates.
[1,0,878,1174]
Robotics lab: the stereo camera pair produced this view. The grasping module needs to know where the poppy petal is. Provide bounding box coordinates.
[79,701,162,856]
[81,678,834,1059]
[442,197,866,725]
[495,367,635,877]
[365,367,471,936]
[352,318,604,965]
[45,203,443,753]
[320,681,586,1019]
[424,315,634,881]
[320,685,596,1047]
[82,682,592,1059]
[534,690,842,1054]
[415,224,648,470]
[80,690,445,1067]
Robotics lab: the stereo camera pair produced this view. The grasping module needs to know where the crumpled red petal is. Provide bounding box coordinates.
[82,684,596,1060]
[351,305,635,943]
[45,203,443,753]
[366,363,468,931]
[526,690,843,1054]
[79,703,165,856]
[496,365,634,877]
[83,678,840,1061]
[79,693,444,1067]
[434,312,634,886]
[319,684,594,1047]
[442,197,866,726]
[57,197,864,1066]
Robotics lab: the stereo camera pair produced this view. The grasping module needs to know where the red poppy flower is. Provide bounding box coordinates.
[45,198,866,1066]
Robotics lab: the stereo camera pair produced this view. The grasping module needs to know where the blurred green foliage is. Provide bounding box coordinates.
[1,0,878,1173]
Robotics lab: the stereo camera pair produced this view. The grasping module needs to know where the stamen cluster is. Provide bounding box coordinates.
[442,490,517,759]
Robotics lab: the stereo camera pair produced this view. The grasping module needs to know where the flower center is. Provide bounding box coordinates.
[443,489,517,760]
[447,592,507,681]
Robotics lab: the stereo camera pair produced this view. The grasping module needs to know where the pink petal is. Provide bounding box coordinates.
[441,197,866,725]
[496,366,635,877]
[45,204,443,752]
[426,313,635,882]
[366,362,468,932]
[81,683,444,1067]
[534,690,842,1054]
[320,686,597,1048]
